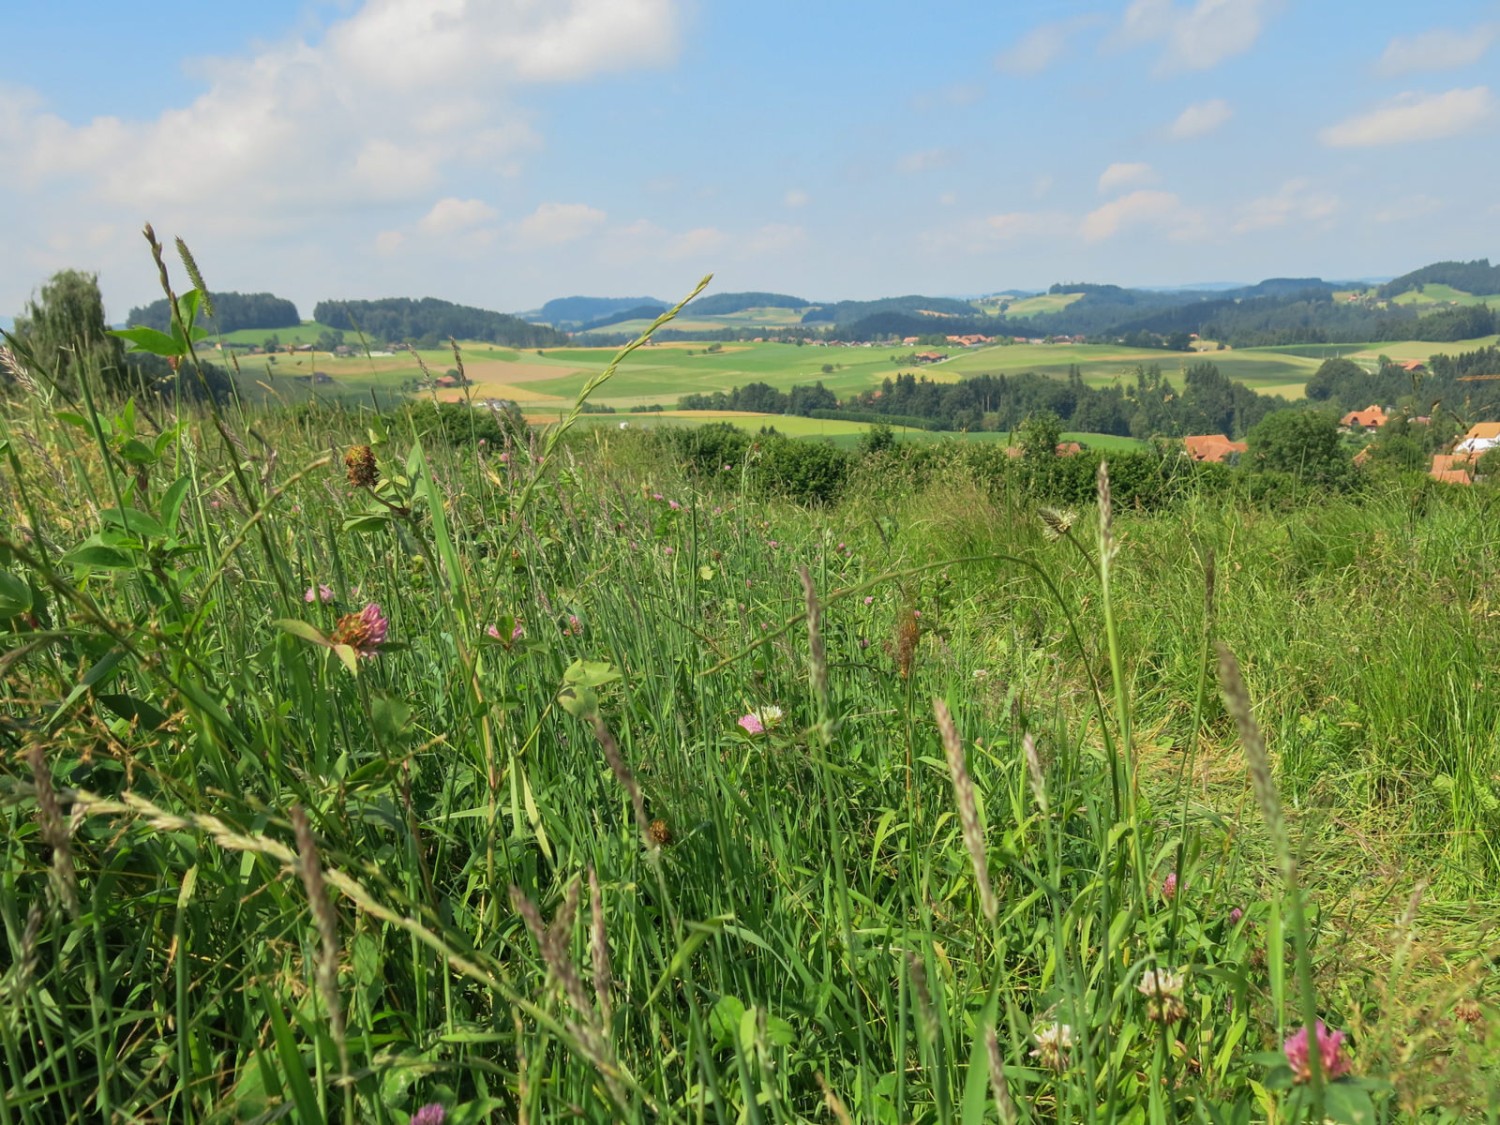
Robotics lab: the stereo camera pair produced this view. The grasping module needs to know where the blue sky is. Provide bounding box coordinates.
[2,0,1497,322]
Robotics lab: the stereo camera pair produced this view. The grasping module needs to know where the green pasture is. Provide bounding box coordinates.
[1390,284,1500,308]
[999,292,1085,318]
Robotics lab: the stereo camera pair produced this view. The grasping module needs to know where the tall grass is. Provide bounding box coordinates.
[1,267,1498,1122]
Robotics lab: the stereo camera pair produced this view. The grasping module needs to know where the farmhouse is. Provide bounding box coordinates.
[1398,359,1427,374]
[1340,405,1387,432]
[1182,434,1248,463]
[913,351,948,364]
[1430,453,1473,485]
[1455,422,1500,456]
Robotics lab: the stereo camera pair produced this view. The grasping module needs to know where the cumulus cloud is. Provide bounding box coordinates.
[995,16,1100,74]
[418,197,498,236]
[1320,87,1495,147]
[515,202,607,246]
[921,210,1071,254]
[1079,190,1186,241]
[1377,25,1497,76]
[1117,0,1277,73]
[0,0,681,307]
[1098,162,1157,194]
[1232,179,1339,233]
[1168,98,1232,139]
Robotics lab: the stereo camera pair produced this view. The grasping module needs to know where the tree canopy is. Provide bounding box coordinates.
[127,291,300,334]
[312,297,568,348]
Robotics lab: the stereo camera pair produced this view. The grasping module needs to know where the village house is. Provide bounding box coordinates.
[1182,434,1248,463]
[1455,422,1500,456]
[1340,405,1387,432]
[1429,453,1474,485]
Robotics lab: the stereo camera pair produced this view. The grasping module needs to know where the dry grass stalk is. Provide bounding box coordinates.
[908,952,937,1042]
[934,699,997,924]
[816,1073,854,1125]
[799,566,830,723]
[591,717,654,849]
[985,1026,1020,1125]
[1023,731,1049,816]
[291,805,349,1078]
[1097,460,1115,561]
[588,865,614,1027]
[28,742,78,918]
[1215,643,1293,879]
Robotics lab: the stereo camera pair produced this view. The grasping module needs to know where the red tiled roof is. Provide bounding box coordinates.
[1183,434,1247,462]
[1341,405,1387,429]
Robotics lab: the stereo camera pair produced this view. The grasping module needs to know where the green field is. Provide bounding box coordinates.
[998,292,1085,318]
[1389,284,1500,308]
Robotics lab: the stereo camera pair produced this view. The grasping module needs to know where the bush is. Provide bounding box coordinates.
[403,399,525,449]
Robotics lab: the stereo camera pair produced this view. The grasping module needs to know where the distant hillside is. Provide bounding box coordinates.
[1222,277,1337,300]
[313,297,568,348]
[539,295,665,327]
[578,304,676,332]
[687,291,809,316]
[802,295,976,325]
[1379,259,1500,299]
[127,291,300,334]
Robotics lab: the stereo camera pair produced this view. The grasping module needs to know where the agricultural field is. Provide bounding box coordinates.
[996,292,1086,318]
[5,359,1500,1121]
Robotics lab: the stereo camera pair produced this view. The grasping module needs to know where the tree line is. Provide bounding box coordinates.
[127,291,300,334]
[312,297,569,349]
[678,361,1286,439]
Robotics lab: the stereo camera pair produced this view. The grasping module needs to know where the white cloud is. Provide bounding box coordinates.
[1118,0,1277,73]
[418,197,498,236]
[1079,190,1187,241]
[897,147,955,173]
[1377,26,1497,76]
[515,202,607,246]
[995,17,1099,74]
[375,230,405,256]
[1233,179,1339,233]
[1168,98,1232,139]
[921,210,1071,254]
[0,0,681,309]
[783,188,810,208]
[1320,87,1495,147]
[1098,162,1157,194]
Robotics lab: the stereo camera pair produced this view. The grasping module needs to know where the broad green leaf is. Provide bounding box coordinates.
[64,543,135,570]
[274,618,330,646]
[110,326,184,357]
[562,658,620,688]
[99,507,167,539]
[0,572,33,617]
[97,694,170,731]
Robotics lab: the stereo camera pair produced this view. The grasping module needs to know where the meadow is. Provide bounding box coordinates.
[4,280,1500,1124]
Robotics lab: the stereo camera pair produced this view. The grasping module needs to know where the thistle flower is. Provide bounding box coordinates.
[1138,969,1188,1025]
[330,603,388,656]
[304,584,334,604]
[345,445,378,488]
[1282,1020,1351,1084]
[1030,1022,1074,1073]
[411,1103,445,1125]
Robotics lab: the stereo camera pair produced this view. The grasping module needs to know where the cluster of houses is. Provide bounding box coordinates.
[1340,402,1500,484]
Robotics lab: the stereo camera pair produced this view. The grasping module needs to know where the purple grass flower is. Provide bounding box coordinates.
[1283,1020,1350,1083]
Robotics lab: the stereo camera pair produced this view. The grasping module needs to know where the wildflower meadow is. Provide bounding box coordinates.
[1,251,1499,1123]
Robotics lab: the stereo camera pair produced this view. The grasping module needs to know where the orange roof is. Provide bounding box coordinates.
[1183,434,1248,463]
[1056,442,1083,456]
[1432,469,1472,485]
[1463,422,1500,441]
[1399,359,1426,371]
[1341,405,1387,428]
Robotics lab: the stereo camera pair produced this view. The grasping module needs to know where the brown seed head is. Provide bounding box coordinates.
[345,444,378,487]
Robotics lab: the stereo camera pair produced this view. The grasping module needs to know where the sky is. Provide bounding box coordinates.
[2,0,1498,323]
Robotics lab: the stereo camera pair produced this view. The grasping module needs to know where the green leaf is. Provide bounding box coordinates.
[259,986,321,1125]
[562,658,620,688]
[1323,1081,1377,1125]
[98,507,167,539]
[274,618,330,646]
[97,693,170,731]
[332,643,361,675]
[110,326,184,357]
[116,439,159,466]
[63,543,135,570]
[161,476,193,532]
[0,572,33,617]
[710,996,746,1049]
[342,514,389,534]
